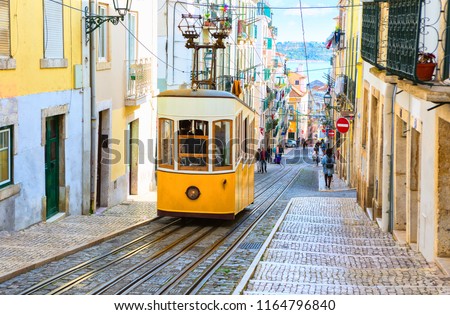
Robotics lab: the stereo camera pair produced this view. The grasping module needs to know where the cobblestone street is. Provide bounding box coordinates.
[237,198,450,295]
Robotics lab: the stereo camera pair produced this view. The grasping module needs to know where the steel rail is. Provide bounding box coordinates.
[154,163,305,295]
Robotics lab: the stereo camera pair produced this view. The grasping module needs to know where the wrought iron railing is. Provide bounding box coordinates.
[361,0,448,82]
[126,59,151,103]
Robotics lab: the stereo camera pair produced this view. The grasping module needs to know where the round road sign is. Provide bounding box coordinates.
[328,129,335,137]
[336,117,350,133]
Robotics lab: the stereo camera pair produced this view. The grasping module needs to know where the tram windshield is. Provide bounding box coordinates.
[213,120,232,170]
[159,119,174,169]
[178,120,208,170]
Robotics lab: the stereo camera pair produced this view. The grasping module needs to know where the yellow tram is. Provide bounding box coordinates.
[157,89,256,219]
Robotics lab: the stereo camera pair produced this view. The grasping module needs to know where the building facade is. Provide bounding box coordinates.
[351,0,450,268]
[89,0,158,211]
[0,0,88,230]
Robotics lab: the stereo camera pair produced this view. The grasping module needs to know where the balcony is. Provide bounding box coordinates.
[125,59,152,106]
[361,0,449,83]
[257,2,271,19]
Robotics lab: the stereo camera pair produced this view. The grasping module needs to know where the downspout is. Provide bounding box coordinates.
[89,0,98,213]
[381,83,397,232]
[389,85,397,232]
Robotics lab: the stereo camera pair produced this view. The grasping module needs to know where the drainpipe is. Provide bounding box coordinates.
[89,0,98,213]
[381,83,396,232]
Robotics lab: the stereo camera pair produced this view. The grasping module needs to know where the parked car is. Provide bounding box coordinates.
[285,139,297,148]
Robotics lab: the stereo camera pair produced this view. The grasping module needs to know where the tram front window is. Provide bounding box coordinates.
[159,118,174,169]
[213,120,232,170]
[178,120,208,170]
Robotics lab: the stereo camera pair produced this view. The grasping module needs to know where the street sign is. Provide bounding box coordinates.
[336,117,350,133]
[328,129,335,137]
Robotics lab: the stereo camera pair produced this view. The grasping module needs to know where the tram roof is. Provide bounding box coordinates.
[158,89,238,99]
[158,89,254,112]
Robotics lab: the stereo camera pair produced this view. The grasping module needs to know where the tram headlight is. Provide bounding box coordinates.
[185,186,201,200]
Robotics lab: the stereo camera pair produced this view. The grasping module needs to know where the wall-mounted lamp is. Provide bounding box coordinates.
[85,0,132,37]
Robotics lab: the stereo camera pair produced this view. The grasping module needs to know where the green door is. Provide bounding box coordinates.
[45,116,59,219]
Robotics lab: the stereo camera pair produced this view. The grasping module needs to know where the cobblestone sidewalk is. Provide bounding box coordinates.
[235,197,450,295]
[0,193,157,283]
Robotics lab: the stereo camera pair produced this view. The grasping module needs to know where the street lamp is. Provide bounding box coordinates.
[204,49,213,74]
[323,92,332,106]
[85,0,133,36]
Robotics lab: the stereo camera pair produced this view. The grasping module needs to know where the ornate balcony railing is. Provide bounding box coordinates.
[361,0,447,82]
[126,59,151,106]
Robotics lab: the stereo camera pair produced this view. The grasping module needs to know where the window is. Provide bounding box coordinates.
[159,119,174,169]
[43,0,64,59]
[97,4,108,61]
[0,0,10,58]
[127,12,137,62]
[213,120,232,171]
[0,126,12,188]
[178,120,208,171]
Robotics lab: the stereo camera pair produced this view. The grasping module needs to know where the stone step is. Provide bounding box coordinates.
[273,232,398,247]
[251,262,450,287]
[285,214,375,226]
[278,223,392,239]
[244,280,450,295]
[270,239,419,257]
[262,250,432,269]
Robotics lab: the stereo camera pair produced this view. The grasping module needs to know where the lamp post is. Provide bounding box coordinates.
[323,91,332,107]
[204,49,213,76]
[85,0,132,39]
[87,0,132,213]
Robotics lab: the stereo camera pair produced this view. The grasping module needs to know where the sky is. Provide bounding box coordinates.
[269,0,339,43]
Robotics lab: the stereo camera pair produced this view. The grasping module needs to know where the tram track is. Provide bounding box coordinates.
[157,162,307,295]
[17,153,305,295]
[95,162,305,295]
[19,217,186,295]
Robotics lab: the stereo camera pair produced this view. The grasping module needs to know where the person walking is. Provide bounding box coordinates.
[313,142,320,166]
[267,145,272,164]
[260,147,267,173]
[321,148,335,189]
[255,148,261,173]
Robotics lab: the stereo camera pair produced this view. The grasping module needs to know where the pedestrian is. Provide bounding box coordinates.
[320,139,326,155]
[313,142,320,166]
[260,147,267,173]
[321,148,335,189]
[255,148,261,172]
[267,145,272,164]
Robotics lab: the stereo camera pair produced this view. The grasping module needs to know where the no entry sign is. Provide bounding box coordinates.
[336,117,350,133]
[328,129,335,137]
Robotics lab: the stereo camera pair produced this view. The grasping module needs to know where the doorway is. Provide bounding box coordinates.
[128,120,139,195]
[45,116,60,219]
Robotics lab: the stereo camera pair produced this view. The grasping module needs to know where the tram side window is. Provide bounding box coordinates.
[159,119,174,169]
[178,120,208,170]
[213,120,232,170]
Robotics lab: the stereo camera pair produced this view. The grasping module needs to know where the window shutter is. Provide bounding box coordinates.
[43,0,63,59]
[0,0,10,57]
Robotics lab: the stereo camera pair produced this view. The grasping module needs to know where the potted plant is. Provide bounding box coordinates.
[416,51,437,81]
[203,12,211,27]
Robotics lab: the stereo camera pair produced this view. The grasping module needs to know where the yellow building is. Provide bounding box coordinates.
[0,0,88,230]
[90,0,158,211]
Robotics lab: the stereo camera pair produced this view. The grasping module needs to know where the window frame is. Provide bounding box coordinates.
[0,0,11,58]
[213,120,233,171]
[158,118,174,170]
[177,120,209,172]
[0,125,13,189]
[43,0,64,60]
[97,4,109,62]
